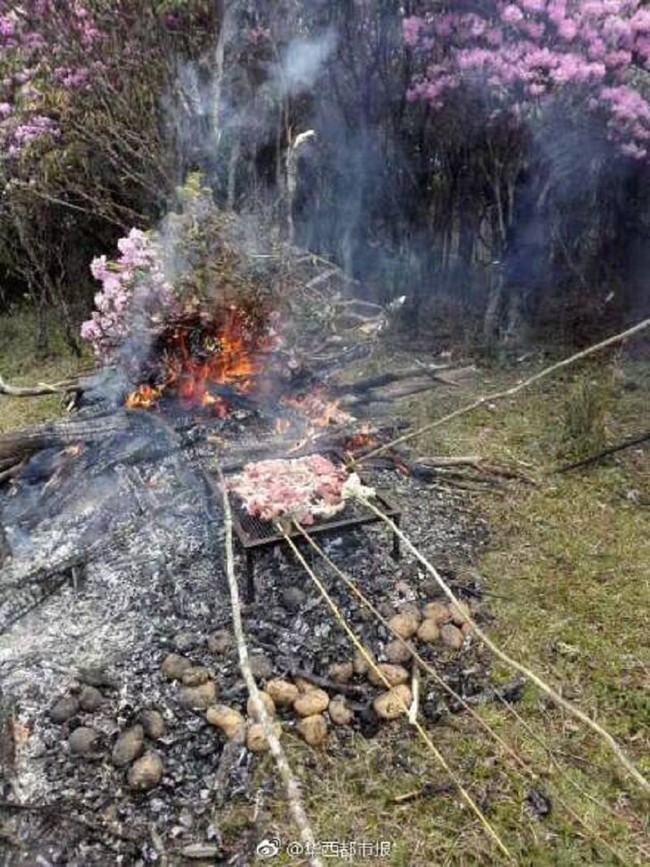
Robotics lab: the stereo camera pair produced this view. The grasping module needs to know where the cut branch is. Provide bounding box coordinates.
[357,317,650,463]
[354,495,650,797]
[213,467,322,867]
[556,431,650,474]
[0,374,78,397]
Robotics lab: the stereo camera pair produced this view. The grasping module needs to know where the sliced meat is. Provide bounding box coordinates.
[227,454,348,525]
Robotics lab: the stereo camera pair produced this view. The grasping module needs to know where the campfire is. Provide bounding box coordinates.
[125,306,280,416]
[119,295,364,457]
[0,198,531,865]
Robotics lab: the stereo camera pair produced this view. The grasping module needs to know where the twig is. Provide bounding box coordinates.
[0,374,77,396]
[214,467,323,867]
[357,317,650,463]
[556,431,650,474]
[354,495,650,797]
[415,455,482,467]
[392,783,455,804]
[408,663,420,725]
[278,523,515,863]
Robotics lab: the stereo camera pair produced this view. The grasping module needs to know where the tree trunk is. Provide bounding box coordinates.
[483,271,503,343]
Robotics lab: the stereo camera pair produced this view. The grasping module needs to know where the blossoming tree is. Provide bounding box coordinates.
[403,0,650,338]
[0,0,216,349]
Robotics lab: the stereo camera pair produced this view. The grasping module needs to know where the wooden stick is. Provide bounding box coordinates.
[354,495,650,797]
[215,468,323,867]
[0,374,78,396]
[415,455,482,467]
[329,364,450,396]
[278,524,515,863]
[357,317,650,464]
[556,430,650,474]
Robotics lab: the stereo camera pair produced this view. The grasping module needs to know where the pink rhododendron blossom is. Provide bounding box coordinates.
[403,16,423,47]
[502,5,524,25]
[0,16,15,38]
[81,229,179,360]
[557,18,578,40]
[403,1,650,159]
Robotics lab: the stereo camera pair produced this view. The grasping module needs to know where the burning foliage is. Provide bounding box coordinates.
[126,306,281,416]
[81,173,389,428]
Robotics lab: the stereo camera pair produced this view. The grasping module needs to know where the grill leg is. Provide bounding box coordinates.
[391,517,401,561]
[245,551,256,603]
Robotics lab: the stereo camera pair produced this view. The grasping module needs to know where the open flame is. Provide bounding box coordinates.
[126,384,163,410]
[124,304,357,444]
[126,306,279,415]
[281,391,353,428]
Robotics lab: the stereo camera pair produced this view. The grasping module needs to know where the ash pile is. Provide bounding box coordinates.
[0,188,508,864]
[0,423,494,865]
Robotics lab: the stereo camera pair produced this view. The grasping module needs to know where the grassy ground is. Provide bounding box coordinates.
[2,312,648,864]
[0,307,92,433]
[233,352,649,865]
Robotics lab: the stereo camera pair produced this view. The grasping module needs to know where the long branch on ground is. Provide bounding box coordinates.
[215,466,323,867]
[355,494,650,796]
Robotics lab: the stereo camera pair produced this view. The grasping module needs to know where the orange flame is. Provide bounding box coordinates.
[126,384,162,409]
[281,391,353,428]
[125,307,278,415]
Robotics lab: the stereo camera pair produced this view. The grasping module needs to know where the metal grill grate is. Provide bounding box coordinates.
[222,453,401,600]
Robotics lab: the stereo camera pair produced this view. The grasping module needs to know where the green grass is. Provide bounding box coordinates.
[0,307,92,432]
[2,315,648,864]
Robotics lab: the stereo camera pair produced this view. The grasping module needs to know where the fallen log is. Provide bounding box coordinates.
[0,412,133,473]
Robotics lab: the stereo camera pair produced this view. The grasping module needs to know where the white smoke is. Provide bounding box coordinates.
[277,29,337,96]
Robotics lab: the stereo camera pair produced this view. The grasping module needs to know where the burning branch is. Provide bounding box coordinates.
[214,466,323,867]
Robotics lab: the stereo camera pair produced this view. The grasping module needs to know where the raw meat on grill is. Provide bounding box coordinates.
[227,454,350,525]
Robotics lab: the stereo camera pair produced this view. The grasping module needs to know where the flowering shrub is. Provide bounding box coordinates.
[0,1,104,160]
[0,1,216,162]
[0,0,218,341]
[81,229,178,360]
[404,1,650,159]
[80,174,277,364]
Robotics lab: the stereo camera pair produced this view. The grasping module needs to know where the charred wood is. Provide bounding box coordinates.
[329,364,451,397]
[343,380,441,409]
[0,412,133,472]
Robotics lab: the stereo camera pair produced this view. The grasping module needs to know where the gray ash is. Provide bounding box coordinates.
[0,409,495,864]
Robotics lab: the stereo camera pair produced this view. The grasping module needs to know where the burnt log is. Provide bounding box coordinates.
[0,412,142,474]
[329,364,451,396]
